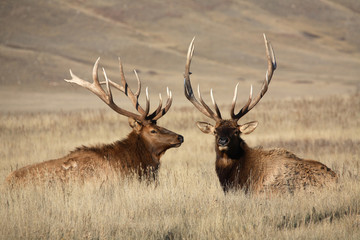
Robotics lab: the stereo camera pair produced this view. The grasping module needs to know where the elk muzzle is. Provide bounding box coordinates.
[169,134,184,148]
[176,135,184,146]
[217,137,230,151]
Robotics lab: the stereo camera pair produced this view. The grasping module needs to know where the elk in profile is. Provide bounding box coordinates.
[184,35,337,193]
[6,58,184,186]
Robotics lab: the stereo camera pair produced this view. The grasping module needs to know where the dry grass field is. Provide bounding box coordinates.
[1,94,359,239]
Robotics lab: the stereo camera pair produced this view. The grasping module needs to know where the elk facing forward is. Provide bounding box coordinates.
[6,58,183,186]
[184,35,337,194]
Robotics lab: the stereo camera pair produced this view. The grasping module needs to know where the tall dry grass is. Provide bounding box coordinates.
[0,94,359,239]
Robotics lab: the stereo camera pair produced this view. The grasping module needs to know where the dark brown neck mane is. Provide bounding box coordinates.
[215,138,252,192]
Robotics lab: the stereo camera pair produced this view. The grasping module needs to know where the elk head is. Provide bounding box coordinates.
[184,35,276,156]
[65,57,184,160]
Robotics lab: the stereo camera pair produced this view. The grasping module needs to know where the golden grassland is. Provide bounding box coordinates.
[0,94,359,239]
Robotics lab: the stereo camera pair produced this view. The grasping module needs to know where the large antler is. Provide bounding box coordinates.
[184,37,222,121]
[184,34,276,122]
[230,34,277,121]
[65,57,173,122]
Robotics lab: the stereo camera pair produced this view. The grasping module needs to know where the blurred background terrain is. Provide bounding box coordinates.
[1,0,359,112]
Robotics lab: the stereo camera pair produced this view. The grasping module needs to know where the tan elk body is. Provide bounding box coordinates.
[6,58,183,186]
[184,35,337,193]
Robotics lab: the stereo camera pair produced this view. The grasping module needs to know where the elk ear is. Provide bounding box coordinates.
[128,117,143,132]
[196,121,215,135]
[239,121,258,135]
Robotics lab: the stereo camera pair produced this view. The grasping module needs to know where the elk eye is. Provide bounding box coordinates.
[150,130,157,134]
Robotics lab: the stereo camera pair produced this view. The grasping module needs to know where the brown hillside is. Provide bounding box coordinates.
[0,0,359,111]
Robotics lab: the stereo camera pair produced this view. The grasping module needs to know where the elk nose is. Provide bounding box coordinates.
[218,137,229,146]
[177,135,184,143]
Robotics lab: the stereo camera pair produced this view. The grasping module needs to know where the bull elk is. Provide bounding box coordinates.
[184,35,337,194]
[6,58,184,186]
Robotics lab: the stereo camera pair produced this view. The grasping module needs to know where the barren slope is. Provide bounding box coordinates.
[0,0,359,111]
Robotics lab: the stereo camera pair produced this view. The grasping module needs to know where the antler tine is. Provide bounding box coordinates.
[102,67,144,119]
[65,58,142,120]
[230,83,253,119]
[65,57,101,94]
[210,89,222,119]
[133,69,142,99]
[152,87,173,121]
[92,57,101,88]
[117,58,145,113]
[264,33,277,84]
[185,37,195,77]
[101,67,113,102]
[184,37,195,100]
[118,57,126,88]
[147,93,163,120]
[184,37,222,121]
[231,34,276,121]
[140,87,150,121]
[197,85,221,121]
[98,58,125,92]
[65,57,104,99]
